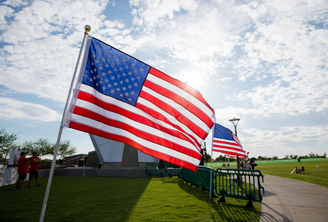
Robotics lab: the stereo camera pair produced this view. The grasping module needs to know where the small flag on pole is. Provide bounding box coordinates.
[64,36,215,171]
[212,123,246,157]
[245,151,250,161]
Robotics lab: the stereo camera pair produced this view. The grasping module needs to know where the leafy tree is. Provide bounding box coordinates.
[272,156,279,160]
[229,157,236,162]
[0,129,19,163]
[21,138,54,156]
[309,152,316,158]
[0,129,76,163]
[21,141,34,155]
[205,153,211,162]
[290,154,298,159]
[299,154,309,159]
[215,155,225,162]
[21,139,76,160]
[56,140,76,159]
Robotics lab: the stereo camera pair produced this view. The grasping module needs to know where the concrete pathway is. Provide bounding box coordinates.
[260,175,328,222]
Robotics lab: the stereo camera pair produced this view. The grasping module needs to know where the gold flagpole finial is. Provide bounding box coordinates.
[84,25,91,35]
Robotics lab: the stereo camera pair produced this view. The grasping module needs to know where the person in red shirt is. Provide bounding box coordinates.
[28,151,41,188]
[14,152,32,190]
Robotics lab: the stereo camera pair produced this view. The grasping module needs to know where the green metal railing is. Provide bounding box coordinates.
[145,163,265,205]
[180,166,214,192]
[214,168,265,202]
[145,162,181,177]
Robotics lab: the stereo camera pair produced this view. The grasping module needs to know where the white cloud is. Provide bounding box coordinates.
[127,0,253,82]
[235,77,328,116]
[213,77,232,82]
[222,1,328,117]
[2,0,326,108]
[0,5,14,26]
[0,97,61,121]
[0,0,122,102]
[1,0,109,44]
[145,56,167,68]
[130,0,198,29]
[214,107,258,124]
[2,0,28,8]
[152,5,244,62]
[241,125,328,158]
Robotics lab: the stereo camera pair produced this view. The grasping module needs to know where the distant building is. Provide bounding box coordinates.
[89,134,158,170]
[64,154,88,166]
[86,151,100,168]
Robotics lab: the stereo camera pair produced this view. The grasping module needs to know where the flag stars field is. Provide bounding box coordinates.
[83,42,150,106]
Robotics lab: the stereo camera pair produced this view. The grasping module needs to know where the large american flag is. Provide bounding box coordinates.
[212,123,246,157]
[64,37,215,171]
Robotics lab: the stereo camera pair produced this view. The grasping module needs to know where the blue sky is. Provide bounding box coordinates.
[0,0,327,159]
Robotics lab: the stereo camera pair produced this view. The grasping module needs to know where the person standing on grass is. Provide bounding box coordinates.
[28,151,41,188]
[250,159,254,170]
[250,159,257,170]
[14,152,32,190]
[245,160,249,170]
[240,161,244,169]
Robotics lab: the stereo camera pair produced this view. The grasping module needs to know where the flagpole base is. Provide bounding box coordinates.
[245,200,253,208]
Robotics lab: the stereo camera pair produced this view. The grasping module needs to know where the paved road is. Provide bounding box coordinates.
[260,175,328,222]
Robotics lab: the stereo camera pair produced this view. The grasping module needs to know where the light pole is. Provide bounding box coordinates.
[229,117,241,169]
[229,117,240,136]
[230,117,241,187]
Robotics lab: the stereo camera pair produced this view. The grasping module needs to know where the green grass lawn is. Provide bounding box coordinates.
[4,160,326,221]
[0,176,261,222]
[255,160,328,188]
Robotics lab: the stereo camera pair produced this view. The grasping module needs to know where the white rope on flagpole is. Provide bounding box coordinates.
[39,26,91,222]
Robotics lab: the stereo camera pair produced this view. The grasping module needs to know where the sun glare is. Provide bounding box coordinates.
[180,70,205,89]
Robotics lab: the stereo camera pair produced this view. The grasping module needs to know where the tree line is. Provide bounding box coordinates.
[203,153,327,163]
[0,128,76,163]
[257,152,327,160]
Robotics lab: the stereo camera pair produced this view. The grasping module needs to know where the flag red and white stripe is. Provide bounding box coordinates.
[212,123,246,157]
[224,154,245,159]
[212,140,246,157]
[64,37,215,171]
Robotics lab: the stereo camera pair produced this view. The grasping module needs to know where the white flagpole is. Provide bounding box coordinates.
[209,122,215,203]
[39,25,91,222]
